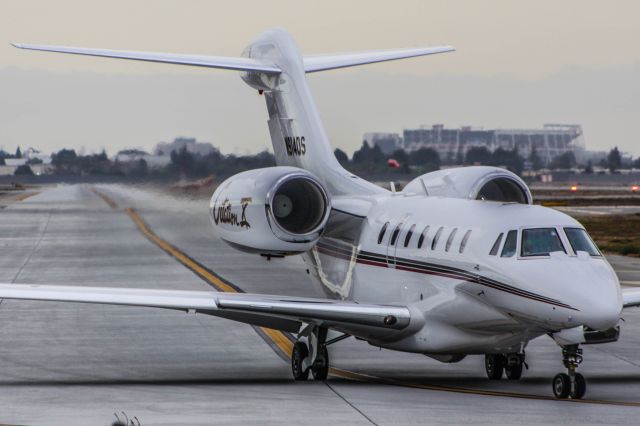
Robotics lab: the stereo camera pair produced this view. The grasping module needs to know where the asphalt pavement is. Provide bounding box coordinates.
[1,184,640,425]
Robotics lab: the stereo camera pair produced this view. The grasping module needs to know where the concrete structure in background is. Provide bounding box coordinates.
[154,137,218,157]
[401,124,585,165]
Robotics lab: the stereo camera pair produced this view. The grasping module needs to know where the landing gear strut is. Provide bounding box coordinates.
[552,344,586,399]
[291,326,333,381]
[485,352,525,380]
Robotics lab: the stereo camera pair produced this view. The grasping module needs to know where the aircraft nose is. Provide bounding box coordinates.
[580,261,622,330]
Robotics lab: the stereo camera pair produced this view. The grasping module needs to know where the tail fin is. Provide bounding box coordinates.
[241,28,453,195]
[12,28,453,195]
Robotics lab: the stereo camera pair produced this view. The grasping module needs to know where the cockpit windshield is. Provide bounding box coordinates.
[521,228,565,257]
[564,227,601,256]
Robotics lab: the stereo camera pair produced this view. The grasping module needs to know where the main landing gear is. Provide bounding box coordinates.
[552,344,586,399]
[485,352,526,380]
[292,326,348,381]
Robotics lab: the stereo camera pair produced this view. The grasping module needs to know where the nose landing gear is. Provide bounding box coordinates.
[552,344,586,399]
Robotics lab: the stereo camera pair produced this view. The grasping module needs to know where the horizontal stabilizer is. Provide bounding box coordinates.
[303,46,455,73]
[11,43,281,73]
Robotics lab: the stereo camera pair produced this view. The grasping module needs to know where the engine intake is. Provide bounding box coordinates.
[269,175,328,237]
[210,167,330,255]
[402,166,532,204]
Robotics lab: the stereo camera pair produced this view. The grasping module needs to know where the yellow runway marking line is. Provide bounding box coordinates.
[125,208,240,294]
[92,187,640,406]
[125,206,292,357]
[89,187,119,209]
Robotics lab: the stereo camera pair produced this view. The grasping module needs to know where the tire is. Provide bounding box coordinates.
[505,362,523,380]
[572,373,586,399]
[485,354,505,380]
[552,373,571,399]
[311,345,329,381]
[291,341,309,381]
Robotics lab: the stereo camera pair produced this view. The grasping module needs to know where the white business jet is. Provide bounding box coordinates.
[5,28,639,399]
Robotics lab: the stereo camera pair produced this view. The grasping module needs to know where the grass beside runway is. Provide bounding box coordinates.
[577,214,640,257]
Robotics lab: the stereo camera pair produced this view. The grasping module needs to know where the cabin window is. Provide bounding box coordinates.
[501,230,517,257]
[490,233,503,255]
[390,224,401,246]
[445,228,458,252]
[431,227,444,250]
[563,227,600,256]
[521,228,565,257]
[378,222,389,244]
[417,226,429,249]
[459,230,472,253]
[404,224,416,247]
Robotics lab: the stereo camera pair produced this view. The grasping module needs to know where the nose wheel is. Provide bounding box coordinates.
[552,344,586,399]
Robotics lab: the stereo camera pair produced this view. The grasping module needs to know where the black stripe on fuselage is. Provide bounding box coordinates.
[314,240,577,311]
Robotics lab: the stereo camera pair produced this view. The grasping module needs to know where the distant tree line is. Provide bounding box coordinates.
[336,143,441,175]
[21,145,277,179]
[4,142,640,179]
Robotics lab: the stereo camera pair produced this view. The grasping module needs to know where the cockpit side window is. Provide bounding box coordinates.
[418,226,429,249]
[564,227,601,256]
[500,230,517,257]
[378,222,389,244]
[431,227,444,250]
[490,233,503,255]
[404,224,416,247]
[521,228,566,257]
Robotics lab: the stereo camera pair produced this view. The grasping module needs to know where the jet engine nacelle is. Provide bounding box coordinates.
[402,166,532,204]
[210,167,330,255]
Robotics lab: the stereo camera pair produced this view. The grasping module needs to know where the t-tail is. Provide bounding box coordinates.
[12,27,454,195]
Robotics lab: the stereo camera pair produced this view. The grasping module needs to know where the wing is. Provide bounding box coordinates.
[0,284,410,335]
[11,43,281,73]
[303,46,455,73]
[623,288,640,308]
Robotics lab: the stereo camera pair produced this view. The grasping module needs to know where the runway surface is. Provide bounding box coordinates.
[1,184,640,425]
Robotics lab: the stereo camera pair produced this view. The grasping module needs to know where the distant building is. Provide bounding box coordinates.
[154,137,218,157]
[363,132,402,155]
[400,124,585,165]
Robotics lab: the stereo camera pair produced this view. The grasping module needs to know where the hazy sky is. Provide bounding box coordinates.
[1,0,639,156]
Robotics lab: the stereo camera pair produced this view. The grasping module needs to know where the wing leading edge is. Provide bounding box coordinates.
[623,288,640,308]
[0,284,410,332]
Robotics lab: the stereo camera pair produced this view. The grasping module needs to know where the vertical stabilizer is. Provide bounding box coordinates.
[241,28,385,196]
